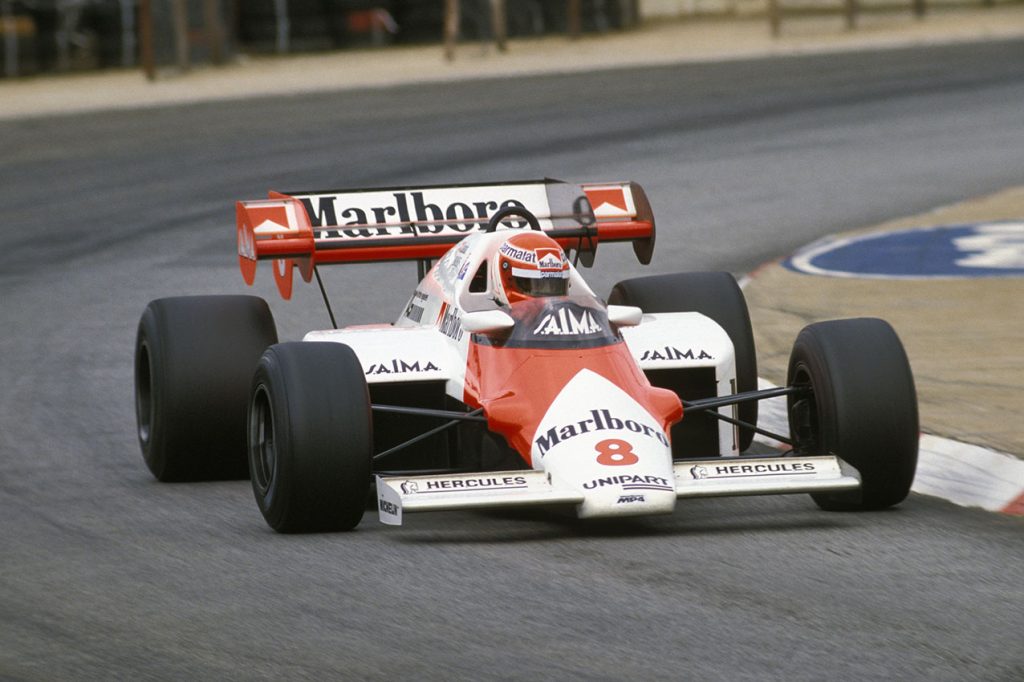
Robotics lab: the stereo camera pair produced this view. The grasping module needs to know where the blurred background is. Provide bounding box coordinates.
[4,0,641,76]
[3,0,1016,78]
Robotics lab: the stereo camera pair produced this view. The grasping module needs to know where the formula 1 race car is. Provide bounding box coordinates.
[134,179,919,532]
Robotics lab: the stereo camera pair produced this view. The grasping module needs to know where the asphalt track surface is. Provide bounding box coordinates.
[2,40,1023,680]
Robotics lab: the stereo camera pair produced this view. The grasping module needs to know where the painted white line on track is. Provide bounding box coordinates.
[915,435,1024,514]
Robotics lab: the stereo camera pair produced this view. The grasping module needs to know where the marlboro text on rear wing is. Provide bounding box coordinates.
[236,179,654,299]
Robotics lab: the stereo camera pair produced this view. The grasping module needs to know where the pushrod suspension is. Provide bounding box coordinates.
[372,407,485,462]
[372,404,488,422]
[681,385,804,414]
[680,385,807,447]
[692,408,795,447]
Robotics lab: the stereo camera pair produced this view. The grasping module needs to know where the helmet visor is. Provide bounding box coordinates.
[514,275,568,297]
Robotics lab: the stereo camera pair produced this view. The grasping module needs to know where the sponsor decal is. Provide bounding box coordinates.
[404,302,424,323]
[784,222,1024,279]
[499,242,535,263]
[499,242,566,271]
[586,186,633,217]
[640,346,713,362]
[537,249,563,270]
[617,495,646,504]
[435,240,474,288]
[301,191,532,237]
[583,474,673,492]
[690,461,817,480]
[533,308,603,336]
[403,290,429,322]
[512,267,566,280]
[248,205,292,234]
[437,302,464,341]
[240,203,300,259]
[534,409,669,457]
[379,499,399,515]
[365,359,440,376]
[400,476,529,494]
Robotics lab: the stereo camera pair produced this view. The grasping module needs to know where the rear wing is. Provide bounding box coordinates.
[236,179,655,299]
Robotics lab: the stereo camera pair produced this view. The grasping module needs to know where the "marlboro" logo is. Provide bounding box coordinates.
[534,409,668,457]
[299,191,532,238]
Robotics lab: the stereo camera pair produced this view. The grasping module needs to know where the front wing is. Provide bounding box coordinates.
[376,455,861,525]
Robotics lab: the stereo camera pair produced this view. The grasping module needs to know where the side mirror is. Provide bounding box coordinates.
[462,309,515,334]
[607,305,643,327]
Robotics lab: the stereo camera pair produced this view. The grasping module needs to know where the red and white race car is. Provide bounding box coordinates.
[134,179,919,532]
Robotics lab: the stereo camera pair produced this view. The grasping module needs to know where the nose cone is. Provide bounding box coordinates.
[530,369,676,518]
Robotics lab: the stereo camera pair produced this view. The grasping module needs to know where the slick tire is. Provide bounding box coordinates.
[787,318,919,511]
[248,342,373,533]
[609,272,758,453]
[135,296,278,481]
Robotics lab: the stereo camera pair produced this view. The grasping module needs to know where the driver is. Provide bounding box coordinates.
[494,231,570,305]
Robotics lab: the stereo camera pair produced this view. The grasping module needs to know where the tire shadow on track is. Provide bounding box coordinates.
[380,503,869,545]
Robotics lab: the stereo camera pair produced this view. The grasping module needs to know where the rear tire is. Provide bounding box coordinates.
[135,296,277,481]
[248,342,373,533]
[787,318,918,511]
[609,272,758,453]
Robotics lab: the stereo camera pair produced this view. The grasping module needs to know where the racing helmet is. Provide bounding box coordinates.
[495,232,570,304]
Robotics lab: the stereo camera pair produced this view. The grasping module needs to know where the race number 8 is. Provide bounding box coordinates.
[595,438,638,466]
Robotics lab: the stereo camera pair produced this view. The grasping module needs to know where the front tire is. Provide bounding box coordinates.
[248,342,373,533]
[609,272,758,453]
[787,318,918,511]
[135,295,277,481]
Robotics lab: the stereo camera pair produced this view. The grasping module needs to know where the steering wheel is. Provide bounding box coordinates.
[485,206,543,233]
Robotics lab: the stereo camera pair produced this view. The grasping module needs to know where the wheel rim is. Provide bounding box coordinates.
[135,341,153,445]
[789,364,820,455]
[249,384,276,494]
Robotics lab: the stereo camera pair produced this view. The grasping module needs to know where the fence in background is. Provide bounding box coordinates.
[2,0,137,77]
[0,0,1016,78]
[441,1,639,59]
[1,0,641,77]
[766,0,929,36]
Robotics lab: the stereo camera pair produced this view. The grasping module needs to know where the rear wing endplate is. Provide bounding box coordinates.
[236,179,655,299]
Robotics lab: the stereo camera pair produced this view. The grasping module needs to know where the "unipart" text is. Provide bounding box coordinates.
[583,474,672,490]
